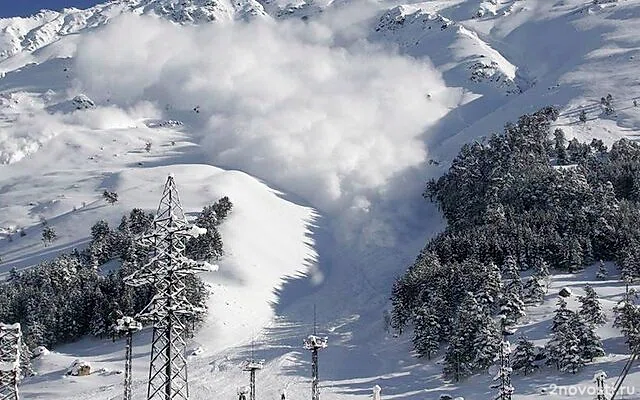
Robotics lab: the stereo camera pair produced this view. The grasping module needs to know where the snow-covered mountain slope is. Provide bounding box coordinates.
[0,0,640,399]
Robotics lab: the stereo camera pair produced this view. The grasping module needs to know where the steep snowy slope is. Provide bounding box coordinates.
[0,0,640,399]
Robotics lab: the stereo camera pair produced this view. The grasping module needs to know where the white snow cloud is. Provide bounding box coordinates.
[73,9,457,244]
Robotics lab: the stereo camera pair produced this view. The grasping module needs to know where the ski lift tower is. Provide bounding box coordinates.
[125,175,216,400]
[0,323,23,400]
[303,307,328,400]
[115,316,143,400]
[241,357,264,400]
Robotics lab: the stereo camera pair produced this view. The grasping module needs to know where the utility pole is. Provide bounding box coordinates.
[125,175,215,400]
[303,306,328,400]
[0,323,24,400]
[241,342,264,400]
[115,316,142,400]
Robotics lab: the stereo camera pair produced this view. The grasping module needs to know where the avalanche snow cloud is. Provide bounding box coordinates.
[74,11,455,240]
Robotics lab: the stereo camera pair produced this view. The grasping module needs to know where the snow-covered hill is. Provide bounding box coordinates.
[0,0,640,399]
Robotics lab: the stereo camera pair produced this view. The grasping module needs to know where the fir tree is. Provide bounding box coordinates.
[492,340,514,400]
[575,316,605,361]
[559,325,584,373]
[512,336,537,375]
[473,316,501,370]
[601,94,615,115]
[41,225,57,247]
[103,190,119,205]
[596,260,608,280]
[524,277,545,304]
[412,305,440,359]
[443,294,482,380]
[554,129,568,164]
[613,297,640,351]
[477,262,503,311]
[500,285,526,326]
[552,298,571,333]
[579,109,587,123]
[579,285,606,325]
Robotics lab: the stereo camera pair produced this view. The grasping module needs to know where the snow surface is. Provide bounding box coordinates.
[0,0,639,399]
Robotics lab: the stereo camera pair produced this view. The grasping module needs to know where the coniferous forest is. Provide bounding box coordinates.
[0,197,232,349]
[391,107,640,380]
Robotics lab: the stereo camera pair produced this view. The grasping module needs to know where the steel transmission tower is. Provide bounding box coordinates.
[115,316,143,400]
[0,323,23,400]
[303,307,328,400]
[125,175,215,400]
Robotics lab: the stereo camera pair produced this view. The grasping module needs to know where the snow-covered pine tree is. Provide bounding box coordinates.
[565,237,584,273]
[552,298,571,333]
[103,190,119,205]
[613,296,640,350]
[596,260,608,280]
[579,109,587,123]
[473,315,501,370]
[500,285,526,326]
[575,316,605,361]
[412,305,440,359]
[524,277,545,304]
[41,225,57,247]
[554,129,568,165]
[492,340,514,400]
[559,325,584,373]
[443,333,471,382]
[579,285,606,325]
[511,336,537,375]
[501,255,520,283]
[443,294,483,381]
[545,330,562,370]
[128,208,154,235]
[476,262,502,311]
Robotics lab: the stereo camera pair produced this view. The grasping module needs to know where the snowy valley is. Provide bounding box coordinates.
[0,0,640,399]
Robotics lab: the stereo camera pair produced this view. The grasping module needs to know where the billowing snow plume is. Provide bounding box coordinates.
[73,11,456,243]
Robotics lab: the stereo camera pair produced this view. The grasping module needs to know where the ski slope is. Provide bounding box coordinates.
[0,0,640,399]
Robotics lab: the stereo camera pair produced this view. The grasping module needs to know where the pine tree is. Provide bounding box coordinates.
[579,285,606,325]
[477,262,503,311]
[601,94,615,115]
[412,306,440,359]
[613,297,640,350]
[559,325,584,373]
[443,294,482,381]
[443,334,471,382]
[545,330,562,370]
[473,316,501,370]
[42,225,57,247]
[554,129,568,165]
[512,336,537,375]
[103,190,119,205]
[579,109,587,123]
[500,285,526,326]
[575,317,605,361]
[596,260,608,280]
[552,298,571,333]
[492,340,514,400]
[524,277,545,304]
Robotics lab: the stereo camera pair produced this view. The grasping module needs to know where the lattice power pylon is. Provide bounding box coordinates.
[303,307,328,400]
[125,175,215,400]
[115,316,143,400]
[0,323,23,400]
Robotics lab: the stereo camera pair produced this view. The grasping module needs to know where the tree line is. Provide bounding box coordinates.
[391,107,640,380]
[0,197,232,349]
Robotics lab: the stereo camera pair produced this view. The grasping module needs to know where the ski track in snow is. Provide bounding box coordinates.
[0,0,639,399]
